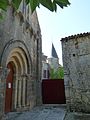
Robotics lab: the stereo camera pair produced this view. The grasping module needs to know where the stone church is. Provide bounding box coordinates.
[0,1,42,114]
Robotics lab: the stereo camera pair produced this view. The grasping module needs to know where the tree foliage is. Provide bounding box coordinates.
[50,67,64,79]
[0,0,70,13]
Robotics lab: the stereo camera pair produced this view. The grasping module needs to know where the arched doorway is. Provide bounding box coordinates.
[5,62,14,113]
[4,47,30,112]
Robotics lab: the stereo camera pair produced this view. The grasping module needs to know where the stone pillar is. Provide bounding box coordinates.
[14,74,18,109]
[22,75,27,107]
[36,37,42,105]
[18,76,22,108]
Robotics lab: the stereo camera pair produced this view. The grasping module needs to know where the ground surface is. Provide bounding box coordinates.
[3,105,66,120]
[64,112,90,120]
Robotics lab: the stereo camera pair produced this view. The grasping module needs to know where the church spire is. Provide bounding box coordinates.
[51,43,58,58]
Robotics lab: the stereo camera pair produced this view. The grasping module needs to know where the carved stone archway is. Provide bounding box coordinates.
[5,47,29,111]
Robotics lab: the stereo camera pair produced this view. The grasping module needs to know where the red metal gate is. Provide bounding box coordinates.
[5,62,14,113]
[42,79,66,104]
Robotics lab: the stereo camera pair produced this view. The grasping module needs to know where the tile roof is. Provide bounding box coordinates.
[61,32,90,41]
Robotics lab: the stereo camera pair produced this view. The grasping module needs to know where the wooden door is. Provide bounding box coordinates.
[5,62,14,113]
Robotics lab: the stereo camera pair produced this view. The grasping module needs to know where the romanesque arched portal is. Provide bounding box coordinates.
[0,40,32,112]
[4,47,30,112]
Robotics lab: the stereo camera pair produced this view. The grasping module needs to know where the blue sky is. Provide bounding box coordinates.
[37,0,90,65]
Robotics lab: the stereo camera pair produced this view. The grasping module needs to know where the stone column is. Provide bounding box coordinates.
[18,76,22,108]
[14,74,18,109]
[22,75,27,107]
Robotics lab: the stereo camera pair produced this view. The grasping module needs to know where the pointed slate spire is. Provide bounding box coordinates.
[51,43,58,58]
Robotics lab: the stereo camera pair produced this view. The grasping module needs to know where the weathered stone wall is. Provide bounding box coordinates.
[0,68,9,118]
[61,33,90,113]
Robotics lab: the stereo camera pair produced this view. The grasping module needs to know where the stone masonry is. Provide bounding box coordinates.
[0,1,42,117]
[61,32,90,113]
[0,68,9,119]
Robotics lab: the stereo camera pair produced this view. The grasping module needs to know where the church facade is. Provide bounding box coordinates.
[0,2,42,114]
